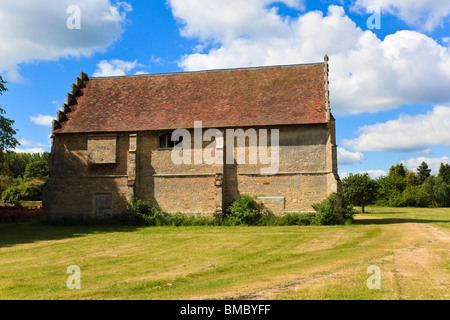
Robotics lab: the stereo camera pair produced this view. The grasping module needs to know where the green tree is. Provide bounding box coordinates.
[438,163,450,184]
[0,162,12,177]
[417,161,431,184]
[423,176,450,207]
[0,174,16,195]
[0,162,14,196]
[388,165,395,177]
[389,163,408,178]
[401,185,430,207]
[2,151,30,178]
[406,171,420,187]
[0,75,19,152]
[376,175,396,206]
[2,151,49,178]
[24,160,49,180]
[377,164,408,206]
[377,176,404,206]
[342,173,378,213]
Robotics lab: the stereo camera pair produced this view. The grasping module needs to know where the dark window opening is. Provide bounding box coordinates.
[158,133,183,149]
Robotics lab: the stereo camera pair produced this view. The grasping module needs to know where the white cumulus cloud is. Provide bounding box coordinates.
[337,147,365,165]
[402,156,450,174]
[342,105,450,152]
[362,170,388,179]
[168,2,450,115]
[13,147,46,154]
[169,0,304,42]
[18,138,48,148]
[92,59,144,77]
[353,0,450,31]
[30,114,55,127]
[0,0,132,81]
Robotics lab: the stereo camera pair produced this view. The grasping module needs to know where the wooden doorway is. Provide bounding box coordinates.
[95,193,112,218]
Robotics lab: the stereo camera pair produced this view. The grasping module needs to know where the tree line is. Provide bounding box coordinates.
[342,162,450,212]
[0,74,50,206]
[0,151,50,205]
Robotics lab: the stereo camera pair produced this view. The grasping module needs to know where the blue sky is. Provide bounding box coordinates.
[0,0,449,178]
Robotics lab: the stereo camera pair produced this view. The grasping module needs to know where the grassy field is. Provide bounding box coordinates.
[0,207,448,300]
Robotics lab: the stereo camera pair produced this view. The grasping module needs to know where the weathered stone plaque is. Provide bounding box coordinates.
[87,135,117,164]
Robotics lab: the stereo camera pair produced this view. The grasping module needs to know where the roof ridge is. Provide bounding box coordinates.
[90,62,325,80]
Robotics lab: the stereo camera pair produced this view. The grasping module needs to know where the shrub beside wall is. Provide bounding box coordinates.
[2,179,45,205]
[311,193,354,225]
[224,194,267,226]
[116,194,352,227]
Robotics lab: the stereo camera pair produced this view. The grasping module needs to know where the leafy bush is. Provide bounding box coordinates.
[311,193,353,225]
[270,212,316,226]
[167,212,186,227]
[46,195,358,227]
[18,179,44,201]
[400,186,430,207]
[24,160,49,180]
[0,174,16,195]
[119,199,220,227]
[311,193,339,225]
[224,194,266,226]
[166,213,219,226]
[2,186,22,206]
[1,179,44,205]
[120,195,354,227]
[122,198,170,226]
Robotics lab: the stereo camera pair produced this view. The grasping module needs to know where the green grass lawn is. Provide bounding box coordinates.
[355,206,450,231]
[0,207,448,300]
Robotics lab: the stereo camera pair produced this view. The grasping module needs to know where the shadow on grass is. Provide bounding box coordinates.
[354,217,450,225]
[0,221,140,249]
[362,211,408,215]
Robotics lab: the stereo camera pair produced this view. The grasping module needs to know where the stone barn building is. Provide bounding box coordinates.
[42,56,341,220]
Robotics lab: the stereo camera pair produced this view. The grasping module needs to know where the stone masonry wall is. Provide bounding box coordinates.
[223,124,331,212]
[135,130,217,213]
[43,133,129,219]
[43,124,338,219]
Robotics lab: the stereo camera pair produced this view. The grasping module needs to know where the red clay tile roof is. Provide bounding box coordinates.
[54,63,328,133]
